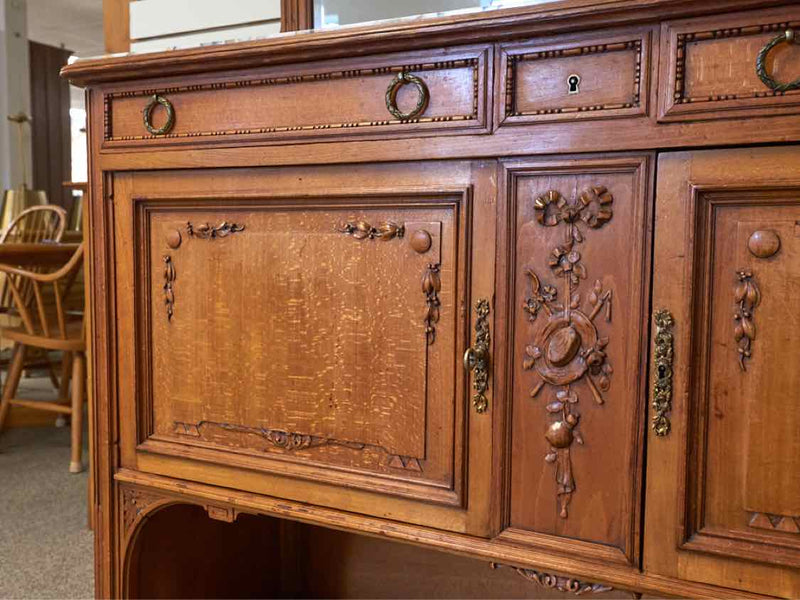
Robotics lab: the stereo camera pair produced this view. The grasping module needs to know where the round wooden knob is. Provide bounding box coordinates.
[410,229,432,254]
[166,229,182,249]
[747,229,780,258]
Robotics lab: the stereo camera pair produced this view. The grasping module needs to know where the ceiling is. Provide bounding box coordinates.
[26,0,104,58]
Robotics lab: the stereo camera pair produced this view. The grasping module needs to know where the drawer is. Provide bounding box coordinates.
[497,28,651,126]
[659,7,800,121]
[102,45,491,148]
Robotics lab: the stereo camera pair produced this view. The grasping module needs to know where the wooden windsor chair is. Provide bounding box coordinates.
[0,243,86,472]
[0,204,67,245]
[0,204,68,391]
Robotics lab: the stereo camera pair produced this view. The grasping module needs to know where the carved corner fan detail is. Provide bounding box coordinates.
[173,420,424,472]
[121,486,166,537]
[491,563,614,596]
[522,186,614,519]
[337,220,405,241]
[186,221,245,239]
[734,269,760,371]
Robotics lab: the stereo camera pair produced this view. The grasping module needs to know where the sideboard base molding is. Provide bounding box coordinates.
[114,471,767,599]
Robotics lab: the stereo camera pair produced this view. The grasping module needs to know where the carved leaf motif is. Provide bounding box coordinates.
[734,270,760,371]
[742,317,756,340]
[338,220,405,241]
[523,185,616,518]
[187,221,245,240]
[422,264,442,345]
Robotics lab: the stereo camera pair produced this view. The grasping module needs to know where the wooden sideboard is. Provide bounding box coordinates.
[63,1,800,597]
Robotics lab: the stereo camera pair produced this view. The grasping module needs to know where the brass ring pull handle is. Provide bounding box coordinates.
[756,29,800,93]
[464,299,491,413]
[385,72,430,120]
[652,309,674,437]
[143,94,176,135]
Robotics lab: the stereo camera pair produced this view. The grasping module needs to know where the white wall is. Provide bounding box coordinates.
[129,0,281,54]
[0,0,33,191]
[314,0,552,28]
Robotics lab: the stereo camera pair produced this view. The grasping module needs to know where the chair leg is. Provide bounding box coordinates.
[58,352,74,403]
[55,352,75,427]
[0,344,27,433]
[69,352,86,474]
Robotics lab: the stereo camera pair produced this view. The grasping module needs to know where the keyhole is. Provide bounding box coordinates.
[658,365,666,378]
[567,74,581,94]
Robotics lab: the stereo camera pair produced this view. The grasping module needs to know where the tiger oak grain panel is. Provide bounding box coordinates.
[111,160,498,537]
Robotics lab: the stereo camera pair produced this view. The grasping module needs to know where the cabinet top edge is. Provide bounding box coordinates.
[61,0,787,87]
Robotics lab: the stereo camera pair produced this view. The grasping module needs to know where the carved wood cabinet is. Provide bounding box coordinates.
[63,1,800,598]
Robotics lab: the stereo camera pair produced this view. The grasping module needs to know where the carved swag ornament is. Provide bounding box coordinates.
[522,186,614,518]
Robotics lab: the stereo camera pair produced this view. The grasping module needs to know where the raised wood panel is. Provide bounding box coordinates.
[499,155,652,566]
[678,190,800,566]
[659,7,800,121]
[499,28,651,126]
[139,198,460,503]
[111,160,498,537]
[645,146,800,599]
[103,45,491,148]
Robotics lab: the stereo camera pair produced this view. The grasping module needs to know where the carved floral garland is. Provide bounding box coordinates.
[522,186,614,518]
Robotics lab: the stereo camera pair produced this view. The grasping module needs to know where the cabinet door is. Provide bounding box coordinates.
[112,161,498,536]
[645,147,800,598]
[499,155,653,566]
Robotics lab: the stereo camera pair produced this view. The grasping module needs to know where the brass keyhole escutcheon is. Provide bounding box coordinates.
[567,74,581,94]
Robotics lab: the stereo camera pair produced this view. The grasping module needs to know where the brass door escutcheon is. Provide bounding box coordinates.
[756,29,800,93]
[652,309,674,436]
[464,299,491,413]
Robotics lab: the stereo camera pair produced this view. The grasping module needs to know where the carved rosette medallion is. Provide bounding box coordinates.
[522,186,614,518]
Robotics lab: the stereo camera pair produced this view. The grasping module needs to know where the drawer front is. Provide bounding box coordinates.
[103,45,491,148]
[659,7,800,121]
[112,162,498,535]
[498,29,651,126]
